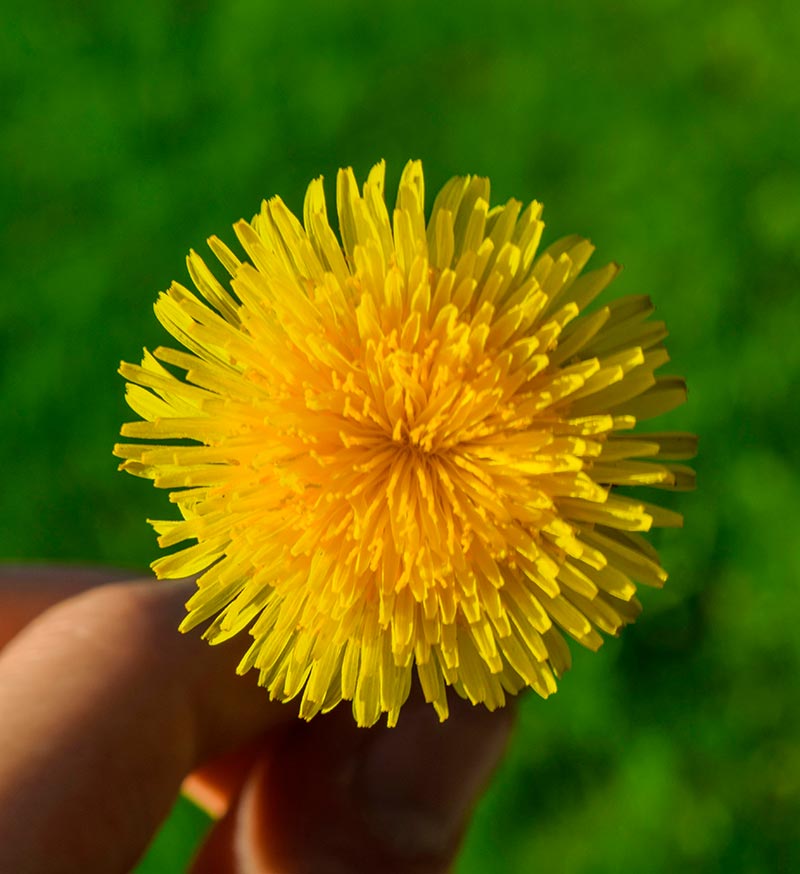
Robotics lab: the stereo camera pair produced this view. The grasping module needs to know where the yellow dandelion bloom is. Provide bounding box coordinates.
[115,160,695,727]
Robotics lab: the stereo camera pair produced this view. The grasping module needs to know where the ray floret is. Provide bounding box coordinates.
[115,160,695,727]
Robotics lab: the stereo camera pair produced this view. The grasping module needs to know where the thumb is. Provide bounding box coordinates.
[191,692,515,873]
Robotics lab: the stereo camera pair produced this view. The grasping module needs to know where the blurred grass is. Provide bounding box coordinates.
[2,0,799,870]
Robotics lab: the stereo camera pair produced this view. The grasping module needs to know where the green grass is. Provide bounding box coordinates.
[2,0,799,870]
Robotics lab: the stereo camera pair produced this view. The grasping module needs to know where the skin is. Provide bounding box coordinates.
[0,567,516,873]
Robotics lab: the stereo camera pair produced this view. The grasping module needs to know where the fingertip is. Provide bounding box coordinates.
[214,693,516,874]
[0,577,292,874]
[183,774,231,822]
[0,564,142,649]
[183,738,268,820]
[354,693,517,864]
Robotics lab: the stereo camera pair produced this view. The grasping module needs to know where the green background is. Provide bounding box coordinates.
[2,0,799,870]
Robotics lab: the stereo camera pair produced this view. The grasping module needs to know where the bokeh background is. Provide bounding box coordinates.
[2,0,799,870]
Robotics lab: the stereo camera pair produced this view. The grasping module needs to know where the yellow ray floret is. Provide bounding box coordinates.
[115,160,696,727]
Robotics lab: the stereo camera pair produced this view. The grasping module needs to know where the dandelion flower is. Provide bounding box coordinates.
[115,160,696,727]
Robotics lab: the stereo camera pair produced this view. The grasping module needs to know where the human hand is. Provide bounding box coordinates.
[0,567,515,873]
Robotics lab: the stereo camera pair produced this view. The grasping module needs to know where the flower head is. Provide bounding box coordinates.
[115,160,695,727]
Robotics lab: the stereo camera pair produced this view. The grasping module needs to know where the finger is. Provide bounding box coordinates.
[0,564,140,649]
[0,577,294,874]
[191,692,516,874]
[182,737,267,819]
